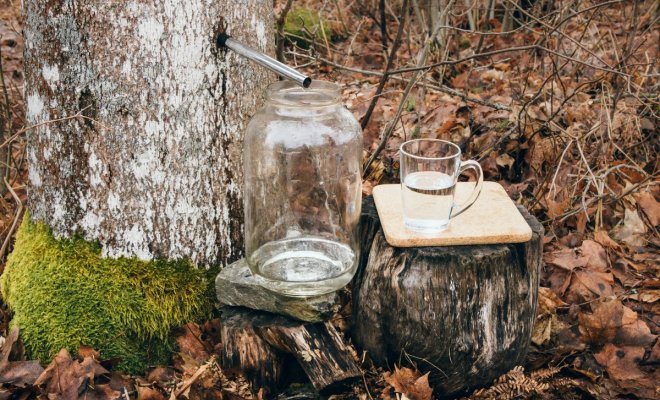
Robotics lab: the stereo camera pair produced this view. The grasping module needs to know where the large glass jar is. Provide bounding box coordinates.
[243,81,362,297]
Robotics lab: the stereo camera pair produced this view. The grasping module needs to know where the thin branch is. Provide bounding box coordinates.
[546,173,657,224]
[275,0,295,62]
[363,29,436,177]
[380,0,388,51]
[0,177,23,260]
[288,52,511,111]
[505,0,616,71]
[0,107,93,149]
[360,0,410,130]
[388,44,630,77]
[363,70,422,178]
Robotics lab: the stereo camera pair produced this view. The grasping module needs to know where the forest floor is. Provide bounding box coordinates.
[0,0,658,399]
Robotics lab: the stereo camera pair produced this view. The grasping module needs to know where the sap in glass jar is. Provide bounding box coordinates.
[243,80,362,297]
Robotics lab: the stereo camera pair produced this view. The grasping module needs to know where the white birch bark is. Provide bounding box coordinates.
[23,0,274,267]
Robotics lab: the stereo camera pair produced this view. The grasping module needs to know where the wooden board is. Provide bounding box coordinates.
[373,182,532,247]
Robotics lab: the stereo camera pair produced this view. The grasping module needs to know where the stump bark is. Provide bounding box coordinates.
[352,197,543,397]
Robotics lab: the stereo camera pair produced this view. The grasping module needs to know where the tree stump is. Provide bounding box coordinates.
[352,197,543,397]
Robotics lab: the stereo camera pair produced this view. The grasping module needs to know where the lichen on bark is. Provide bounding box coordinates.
[24,0,274,267]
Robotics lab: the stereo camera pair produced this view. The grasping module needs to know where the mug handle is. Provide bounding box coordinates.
[450,160,484,218]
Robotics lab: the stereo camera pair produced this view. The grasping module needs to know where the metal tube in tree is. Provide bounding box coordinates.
[217,33,311,88]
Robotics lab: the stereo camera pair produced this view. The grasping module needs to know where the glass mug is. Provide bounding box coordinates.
[400,139,484,233]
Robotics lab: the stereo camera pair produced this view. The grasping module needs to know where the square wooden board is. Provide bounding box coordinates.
[373,182,533,247]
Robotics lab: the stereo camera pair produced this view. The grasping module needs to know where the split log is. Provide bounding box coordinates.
[220,307,361,394]
[219,309,286,395]
[352,197,543,398]
[255,320,361,393]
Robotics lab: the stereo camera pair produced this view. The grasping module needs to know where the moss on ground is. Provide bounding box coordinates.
[0,215,215,374]
[284,8,332,48]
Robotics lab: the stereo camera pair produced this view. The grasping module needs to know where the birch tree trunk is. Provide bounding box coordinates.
[24,0,274,266]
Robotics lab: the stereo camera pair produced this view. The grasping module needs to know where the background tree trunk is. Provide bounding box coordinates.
[23,0,274,266]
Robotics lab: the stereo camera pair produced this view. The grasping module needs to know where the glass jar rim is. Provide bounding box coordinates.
[266,80,341,107]
[400,139,462,160]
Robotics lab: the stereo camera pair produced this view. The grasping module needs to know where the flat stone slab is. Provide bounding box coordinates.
[215,258,340,322]
[373,181,533,247]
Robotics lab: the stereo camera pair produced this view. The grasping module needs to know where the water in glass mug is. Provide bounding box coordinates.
[402,171,456,232]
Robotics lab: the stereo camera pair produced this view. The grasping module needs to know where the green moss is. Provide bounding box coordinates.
[0,215,216,374]
[283,8,332,48]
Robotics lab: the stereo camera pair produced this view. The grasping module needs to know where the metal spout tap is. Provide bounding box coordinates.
[217,33,311,88]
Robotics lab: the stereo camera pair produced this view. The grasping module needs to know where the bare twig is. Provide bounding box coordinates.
[0,178,23,260]
[363,70,422,177]
[379,0,388,51]
[388,44,630,77]
[289,52,511,110]
[505,0,617,71]
[332,0,350,36]
[546,173,657,224]
[276,0,295,62]
[361,0,410,129]
[0,107,94,149]
[363,25,438,176]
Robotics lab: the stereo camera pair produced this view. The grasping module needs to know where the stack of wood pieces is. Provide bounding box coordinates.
[215,259,360,395]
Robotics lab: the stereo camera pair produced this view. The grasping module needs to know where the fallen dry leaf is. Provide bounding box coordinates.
[480,69,505,82]
[636,191,659,226]
[580,240,609,272]
[649,340,660,364]
[34,348,111,399]
[578,299,656,347]
[612,208,648,247]
[174,322,212,365]
[78,344,101,360]
[544,247,587,271]
[615,305,657,347]
[138,386,166,400]
[537,286,568,315]
[147,366,177,385]
[594,229,620,250]
[623,291,660,303]
[531,313,567,346]
[382,366,433,400]
[565,270,614,304]
[594,344,659,399]
[578,299,623,344]
[0,328,44,387]
[496,153,515,169]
